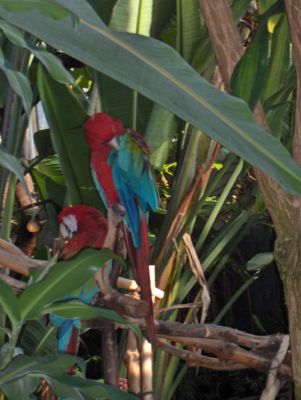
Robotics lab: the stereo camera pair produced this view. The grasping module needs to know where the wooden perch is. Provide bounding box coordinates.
[260,335,290,400]
[0,272,27,292]
[156,321,292,381]
[157,321,286,350]
[0,239,47,276]
[0,237,292,389]
[157,339,247,371]
[117,276,164,300]
[124,330,141,396]
[97,287,149,318]
[0,248,30,276]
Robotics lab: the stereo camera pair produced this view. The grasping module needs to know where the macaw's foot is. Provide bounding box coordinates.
[118,377,128,391]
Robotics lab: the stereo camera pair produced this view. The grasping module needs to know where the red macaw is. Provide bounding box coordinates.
[84,113,159,345]
[50,205,108,354]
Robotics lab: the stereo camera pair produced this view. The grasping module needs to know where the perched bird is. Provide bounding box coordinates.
[84,112,159,345]
[50,205,108,354]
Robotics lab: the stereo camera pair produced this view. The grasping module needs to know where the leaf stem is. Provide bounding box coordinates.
[1,324,22,370]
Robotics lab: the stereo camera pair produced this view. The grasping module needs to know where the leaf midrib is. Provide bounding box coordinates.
[19,252,103,319]
[80,18,296,180]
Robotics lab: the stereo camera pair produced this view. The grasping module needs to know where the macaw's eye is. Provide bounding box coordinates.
[60,214,78,239]
[60,223,73,239]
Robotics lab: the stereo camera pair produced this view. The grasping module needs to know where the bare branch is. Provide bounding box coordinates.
[157,339,247,371]
[183,233,210,323]
[0,272,27,291]
[157,320,285,350]
[260,335,290,400]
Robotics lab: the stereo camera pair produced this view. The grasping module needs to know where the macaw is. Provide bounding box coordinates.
[50,205,108,354]
[84,112,159,346]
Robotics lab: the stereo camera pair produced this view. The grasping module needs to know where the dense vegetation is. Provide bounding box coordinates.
[0,0,300,399]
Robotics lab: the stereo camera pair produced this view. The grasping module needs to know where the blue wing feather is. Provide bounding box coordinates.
[111,160,141,247]
[109,132,158,247]
[50,277,98,352]
[91,164,108,209]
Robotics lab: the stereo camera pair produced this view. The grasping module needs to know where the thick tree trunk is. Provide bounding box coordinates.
[280,3,301,395]
[285,0,301,167]
[263,178,301,396]
[199,0,301,397]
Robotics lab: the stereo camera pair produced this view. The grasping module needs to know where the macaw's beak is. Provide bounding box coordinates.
[58,223,75,260]
[54,235,67,259]
[108,136,119,150]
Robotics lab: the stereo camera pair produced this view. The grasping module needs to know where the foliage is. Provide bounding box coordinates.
[0,0,299,399]
[0,249,137,399]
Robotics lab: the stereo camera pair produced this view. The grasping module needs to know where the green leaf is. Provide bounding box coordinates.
[0,279,20,329]
[34,155,65,184]
[232,0,251,21]
[32,168,66,209]
[33,50,75,84]
[262,14,291,138]
[44,300,142,340]
[231,19,269,110]
[2,0,301,195]
[33,128,54,156]
[0,354,76,386]
[0,69,8,107]
[196,159,244,249]
[0,19,75,85]
[144,104,177,169]
[31,154,66,230]
[0,18,26,46]
[110,0,175,37]
[103,0,155,130]
[87,0,115,25]
[262,14,290,102]
[0,47,32,114]
[1,375,38,400]
[37,65,100,207]
[0,0,72,20]
[0,145,26,188]
[48,375,137,400]
[98,73,149,131]
[110,0,150,35]
[247,252,274,271]
[258,0,277,14]
[264,72,296,139]
[18,320,57,356]
[176,0,202,61]
[18,248,117,320]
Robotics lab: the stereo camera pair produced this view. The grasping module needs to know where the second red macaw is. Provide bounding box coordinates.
[50,205,108,354]
[84,113,159,346]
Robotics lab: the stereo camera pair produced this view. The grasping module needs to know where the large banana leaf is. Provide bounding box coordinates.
[44,300,141,339]
[177,0,202,61]
[0,47,32,114]
[98,0,155,131]
[0,145,26,189]
[0,279,20,330]
[2,0,301,194]
[47,375,136,400]
[37,65,100,207]
[0,354,76,385]
[0,19,75,85]
[0,354,135,399]
[18,248,116,320]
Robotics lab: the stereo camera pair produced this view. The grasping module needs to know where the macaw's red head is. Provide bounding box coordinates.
[58,205,108,259]
[84,112,124,150]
